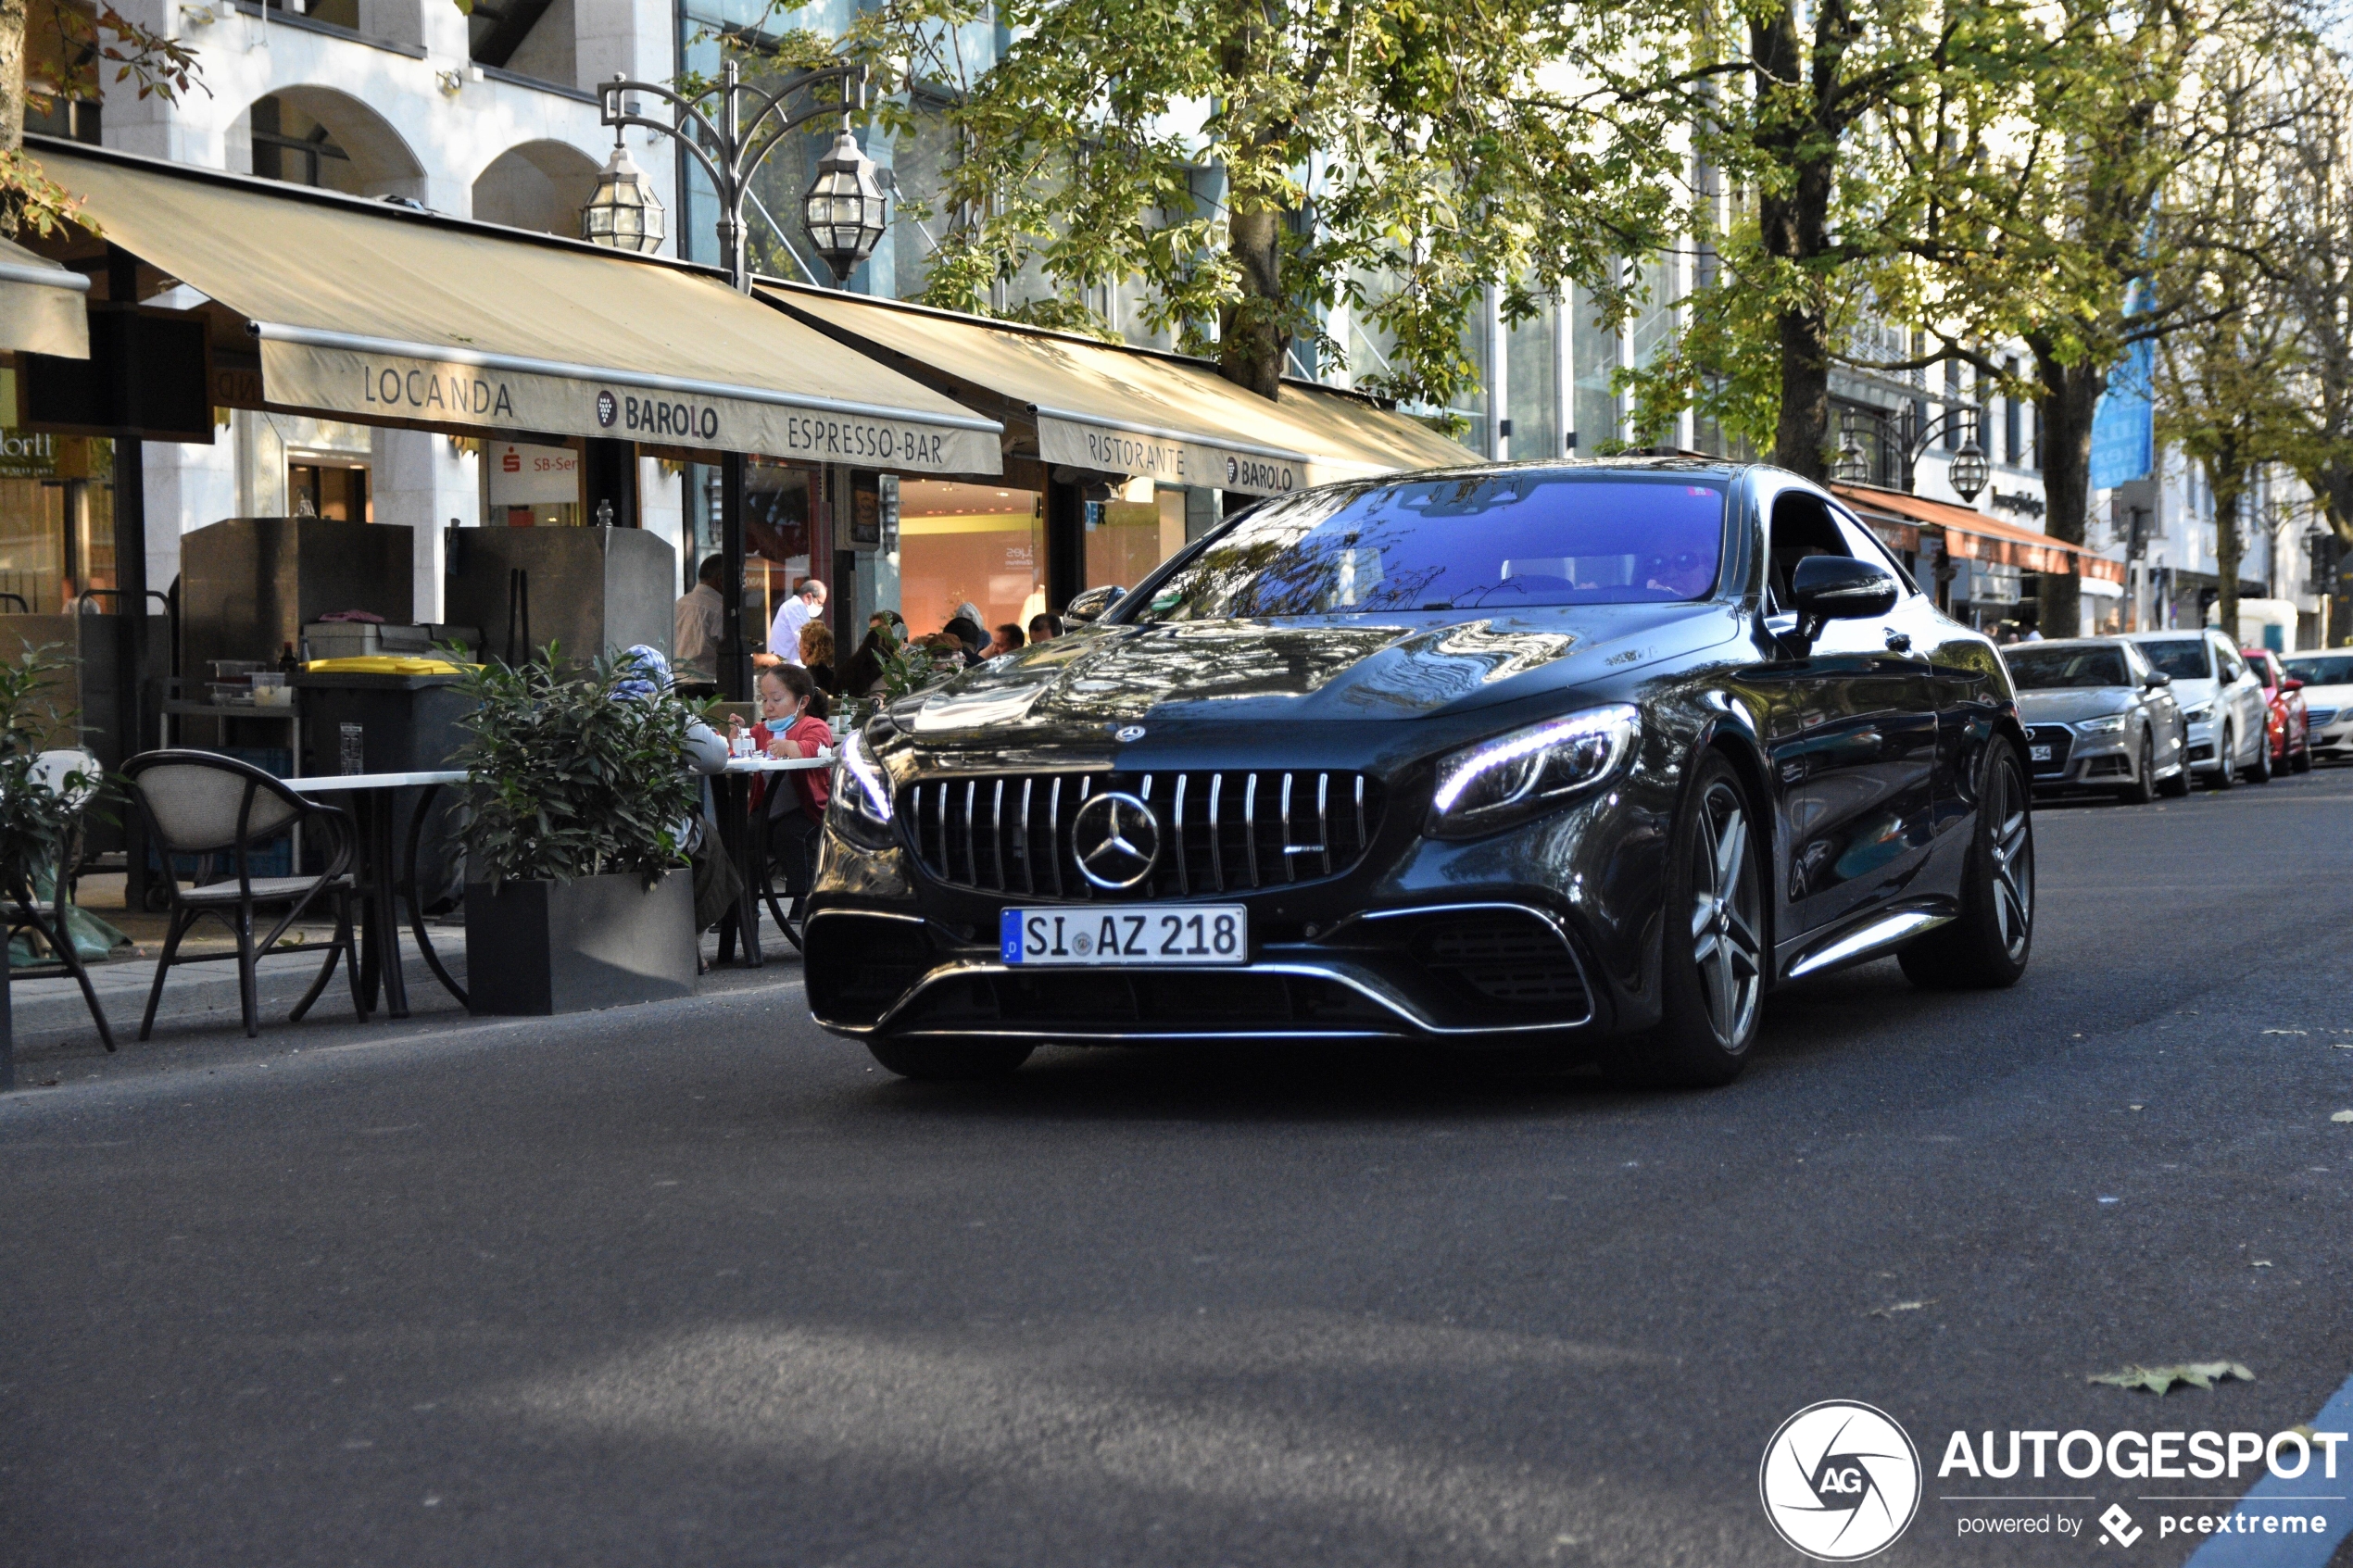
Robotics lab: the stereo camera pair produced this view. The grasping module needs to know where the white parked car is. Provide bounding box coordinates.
[2123,630,2271,787]
[2283,649,2353,764]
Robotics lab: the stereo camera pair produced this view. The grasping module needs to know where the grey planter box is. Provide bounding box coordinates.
[463,869,696,1016]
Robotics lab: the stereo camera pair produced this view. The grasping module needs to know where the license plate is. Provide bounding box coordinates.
[2029,745,2052,761]
[1000,905,1248,966]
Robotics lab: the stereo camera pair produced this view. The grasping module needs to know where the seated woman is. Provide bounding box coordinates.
[799,621,839,696]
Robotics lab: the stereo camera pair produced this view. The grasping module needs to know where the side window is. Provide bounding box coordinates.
[2215,640,2246,684]
[1830,511,1919,595]
[1765,492,1852,613]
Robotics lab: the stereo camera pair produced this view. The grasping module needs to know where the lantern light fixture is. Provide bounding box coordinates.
[579,126,667,256]
[802,129,889,285]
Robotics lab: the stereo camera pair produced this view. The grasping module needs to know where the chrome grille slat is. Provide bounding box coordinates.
[902,769,1379,897]
[1243,774,1260,885]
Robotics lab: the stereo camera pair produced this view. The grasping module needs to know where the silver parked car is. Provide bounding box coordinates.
[2006,637,2189,803]
[2123,630,2272,788]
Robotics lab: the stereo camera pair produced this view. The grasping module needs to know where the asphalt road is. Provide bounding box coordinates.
[6,767,2353,1568]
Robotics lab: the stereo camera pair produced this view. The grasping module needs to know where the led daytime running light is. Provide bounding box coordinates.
[840,727,893,822]
[1430,705,1641,818]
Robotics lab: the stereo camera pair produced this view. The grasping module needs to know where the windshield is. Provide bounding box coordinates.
[2284,654,2353,685]
[1128,473,1728,622]
[2138,639,2213,682]
[2007,646,2130,689]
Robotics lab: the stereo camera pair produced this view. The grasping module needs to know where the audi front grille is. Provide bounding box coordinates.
[903,771,1383,897]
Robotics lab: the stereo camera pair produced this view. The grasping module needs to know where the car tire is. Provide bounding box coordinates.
[864,1035,1036,1081]
[2292,738,2313,773]
[1604,752,1764,1089]
[2247,727,2273,784]
[2208,726,2237,789]
[1899,734,2033,991]
[2117,730,2158,805]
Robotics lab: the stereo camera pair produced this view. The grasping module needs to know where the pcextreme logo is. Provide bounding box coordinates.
[1759,1401,1924,1562]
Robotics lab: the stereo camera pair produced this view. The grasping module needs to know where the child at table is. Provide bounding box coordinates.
[743,663,832,890]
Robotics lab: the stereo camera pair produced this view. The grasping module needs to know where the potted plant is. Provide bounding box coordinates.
[451,646,706,1015]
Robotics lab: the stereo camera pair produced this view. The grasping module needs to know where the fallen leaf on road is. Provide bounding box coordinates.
[2088,1361,2256,1395]
[1868,1299,1938,1317]
[2334,1110,2353,1123]
[2264,1029,2309,1035]
[2252,1261,2272,1268]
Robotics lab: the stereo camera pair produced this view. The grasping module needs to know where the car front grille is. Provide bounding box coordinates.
[2025,724,2075,777]
[2308,706,2338,727]
[903,770,1383,898]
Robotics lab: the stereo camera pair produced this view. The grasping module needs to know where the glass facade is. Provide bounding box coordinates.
[898,480,1045,637]
[1505,301,1560,462]
[1570,282,1618,455]
[0,428,114,612]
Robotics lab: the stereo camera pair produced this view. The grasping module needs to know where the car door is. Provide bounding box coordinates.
[1748,484,1941,942]
[2126,642,2185,771]
[2213,636,2263,764]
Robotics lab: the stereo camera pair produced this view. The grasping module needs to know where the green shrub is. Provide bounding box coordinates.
[451,646,705,888]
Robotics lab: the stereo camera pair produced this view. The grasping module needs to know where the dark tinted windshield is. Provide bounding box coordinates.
[2138,639,2213,681]
[1130,473,1727,622]
[2284,654,2353,685]
[2007,646,2130,689]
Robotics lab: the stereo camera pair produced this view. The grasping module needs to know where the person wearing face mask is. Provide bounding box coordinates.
[736,662,834,898]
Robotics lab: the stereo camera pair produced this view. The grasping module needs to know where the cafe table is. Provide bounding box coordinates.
[285,770,467,1019]
[713,752,834,969]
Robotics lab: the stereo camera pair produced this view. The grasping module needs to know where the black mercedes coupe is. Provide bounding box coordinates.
[805,459,2034,1085]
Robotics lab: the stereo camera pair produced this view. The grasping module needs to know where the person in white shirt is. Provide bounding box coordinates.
[767,577,826,664]
[673,555,725,682]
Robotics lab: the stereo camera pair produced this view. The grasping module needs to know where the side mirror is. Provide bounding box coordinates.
[2284,677,2305,692]
[1063,583,1126,624]
[2144,671,2172,689]
[1788,556,1899,640]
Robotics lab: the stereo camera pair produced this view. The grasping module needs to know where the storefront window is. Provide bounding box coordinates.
[1505,300,1560,461]
[0,429,114,611]
[1571,282,1618,454]
[898,480,1043,636]
[288,461,370,522]
[1085,484,1185,594]
[485,441,575,527]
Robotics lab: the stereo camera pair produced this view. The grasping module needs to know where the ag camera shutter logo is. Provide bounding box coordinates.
[1759,1401,1922,1561]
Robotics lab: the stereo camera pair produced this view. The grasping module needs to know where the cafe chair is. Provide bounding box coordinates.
[121,750,363,1040]
[2,748,119,1051]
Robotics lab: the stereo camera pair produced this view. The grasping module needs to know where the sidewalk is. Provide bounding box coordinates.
[9,874,808,1058]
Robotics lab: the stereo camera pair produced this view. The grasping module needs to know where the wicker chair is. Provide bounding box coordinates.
[121,750,362,1039]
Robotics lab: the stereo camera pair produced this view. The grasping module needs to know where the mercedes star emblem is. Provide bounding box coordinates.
[1070,791,1162,890]
[1114,724,1147,743]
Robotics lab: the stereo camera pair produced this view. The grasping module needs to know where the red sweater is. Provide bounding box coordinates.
[749,716,833,822]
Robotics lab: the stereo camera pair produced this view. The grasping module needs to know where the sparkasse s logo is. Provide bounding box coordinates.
[1760,1401,1923,1561]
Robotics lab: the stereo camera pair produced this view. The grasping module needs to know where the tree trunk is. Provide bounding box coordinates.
[2208,448,2244,642]
[1751,0,1843,478]
[2031,343,2098,640]
[1,0,27,239]
[1219,198,1288,400]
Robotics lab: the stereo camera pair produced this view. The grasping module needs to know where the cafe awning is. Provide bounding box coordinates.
[1831,483,2121,578]
[762,282,1469,496]
[33,143,1000,474]
[0,234,90,358]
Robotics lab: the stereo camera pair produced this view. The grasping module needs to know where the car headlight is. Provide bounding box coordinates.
[2074,714,2129,734]
[829,726,897,846]
[1427,705,1641,838]
[2182,702,2213,723]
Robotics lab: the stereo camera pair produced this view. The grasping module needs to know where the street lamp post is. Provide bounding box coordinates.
[585,57,892,697]
[1833,404,1989,505]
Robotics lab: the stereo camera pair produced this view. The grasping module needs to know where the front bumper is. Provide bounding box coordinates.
[805,759,1676,1045]
[2313,720,2353,759]
[2024,722,2136,789]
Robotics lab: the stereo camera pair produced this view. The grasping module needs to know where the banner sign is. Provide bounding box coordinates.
[2090,282,2155,489]
[1038,415,1379,497]
[257,339,1002,477]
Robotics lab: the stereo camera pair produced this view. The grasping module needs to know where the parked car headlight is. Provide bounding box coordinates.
[2074,714,2129,734]
[1428,705,1641,838]
[2182,702,2213,723]
[830,727,897,846]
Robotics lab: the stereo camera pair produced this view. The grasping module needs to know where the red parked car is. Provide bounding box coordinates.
[2243,647,2314,772]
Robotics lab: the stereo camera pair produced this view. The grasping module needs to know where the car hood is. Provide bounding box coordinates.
[895,603,1739,738]
[2015,688,2137,723]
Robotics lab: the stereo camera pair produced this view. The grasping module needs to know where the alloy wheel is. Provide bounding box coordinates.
[1688,780,1763,1048]
[1987,759,2033,962]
